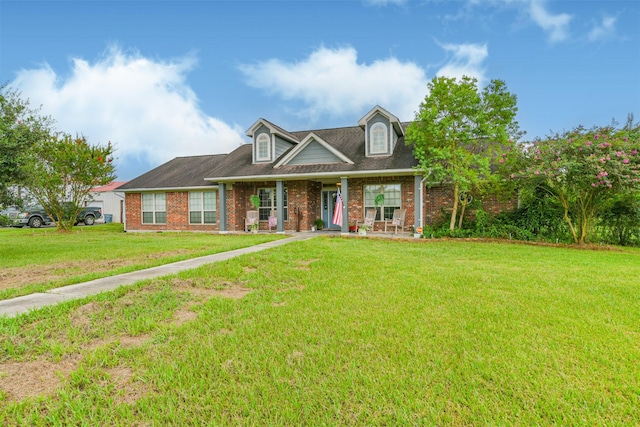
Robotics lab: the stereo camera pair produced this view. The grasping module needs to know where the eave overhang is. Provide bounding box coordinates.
[205,168,418,183]
[357,105,405,136]
[120,185,219,193]
[245,118,300,144]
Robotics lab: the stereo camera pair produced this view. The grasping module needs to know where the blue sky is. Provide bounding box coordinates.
[1,0,639,180]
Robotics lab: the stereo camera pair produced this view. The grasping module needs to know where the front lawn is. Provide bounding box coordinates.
[1,237,638,425]
[0,223,285,300]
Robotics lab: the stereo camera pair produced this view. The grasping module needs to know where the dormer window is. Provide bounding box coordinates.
[256,133,270,161]
[370,123,388,154]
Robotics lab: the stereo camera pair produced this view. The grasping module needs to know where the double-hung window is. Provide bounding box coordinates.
[142,193,166,224]
[364,184,401,221]
[189,191,217,224]
[258,187,288,221]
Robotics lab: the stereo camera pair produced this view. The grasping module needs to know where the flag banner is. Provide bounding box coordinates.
[332,190,343,227]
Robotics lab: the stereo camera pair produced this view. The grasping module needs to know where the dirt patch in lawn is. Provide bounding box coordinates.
[0,278,253,402]
[0,355,81,401]
[172,278,253,300]
[0,250,197,291]
[294,258,320,271]
[0,260,136,291]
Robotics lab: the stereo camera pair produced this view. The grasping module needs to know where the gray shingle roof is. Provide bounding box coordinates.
[119,123,419,190]
[207,123,418,180]
[117,154,226,190]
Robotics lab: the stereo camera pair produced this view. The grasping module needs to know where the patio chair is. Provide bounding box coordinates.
[245,210,259,232]
[385,209,406,234]
[356,208,377,232]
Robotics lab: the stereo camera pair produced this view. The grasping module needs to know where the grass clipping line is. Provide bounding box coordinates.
[0,278,251,402]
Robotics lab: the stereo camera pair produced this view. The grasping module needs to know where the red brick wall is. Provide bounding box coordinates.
[347,176,416,232]
[125,193,141,229]
[124,181,516,232]
[124,192,219,232]
[422,185,516,226]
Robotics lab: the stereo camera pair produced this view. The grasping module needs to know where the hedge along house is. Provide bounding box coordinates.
[118,106,511,234]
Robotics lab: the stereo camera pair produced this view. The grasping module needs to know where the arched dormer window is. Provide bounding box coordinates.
[370,123,387,154]
[256,133,270,161]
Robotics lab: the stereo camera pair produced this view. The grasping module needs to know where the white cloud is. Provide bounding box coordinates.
[239,46,428,121]
[527,0,572,42]
[435,42,488,85]
[9,46,245,178]
[464,0,573,43]
[588,16,616,42]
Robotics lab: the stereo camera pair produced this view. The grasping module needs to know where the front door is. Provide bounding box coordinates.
[322,191,340,230]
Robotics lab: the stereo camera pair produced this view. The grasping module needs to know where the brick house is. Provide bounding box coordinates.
[118,106,512,233]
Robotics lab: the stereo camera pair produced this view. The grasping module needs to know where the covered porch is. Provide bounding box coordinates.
[216,175,425,235]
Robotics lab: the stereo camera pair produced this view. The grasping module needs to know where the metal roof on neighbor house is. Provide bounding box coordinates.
[92,181,128,192]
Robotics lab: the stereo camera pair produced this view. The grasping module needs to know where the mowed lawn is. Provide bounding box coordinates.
[1,234,639,425]
[0,223,284,300]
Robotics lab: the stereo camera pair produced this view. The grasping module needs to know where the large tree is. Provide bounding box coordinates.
[24,133,116,231]
[525,119,640,244]
[0,85,52,207]
[406,76,521,230]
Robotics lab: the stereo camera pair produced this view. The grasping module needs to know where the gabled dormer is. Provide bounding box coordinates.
[358,106,404,157]
[246,119,299,164]
[274,133,354,168]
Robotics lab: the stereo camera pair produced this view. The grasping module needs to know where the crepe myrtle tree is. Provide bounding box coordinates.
[406,76,522,230]
[524,119,640,244]
[24,133,116,231]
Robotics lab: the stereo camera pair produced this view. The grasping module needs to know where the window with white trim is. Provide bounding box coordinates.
[189,191,217,224]
[364,184,401,221]
[370,123,388,154]
[256,133,270,161]
[258,187,288,221]
[142,193,166,224]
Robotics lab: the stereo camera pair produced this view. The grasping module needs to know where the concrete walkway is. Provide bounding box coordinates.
[0,234,317,319]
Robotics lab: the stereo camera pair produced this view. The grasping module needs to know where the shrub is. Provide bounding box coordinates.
[0,214,12,227]
[596,192,640,246]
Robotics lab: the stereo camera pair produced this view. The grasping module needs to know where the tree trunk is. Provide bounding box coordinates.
[458,199,467,229]
[558,192,578,243]
[450,182,459,231]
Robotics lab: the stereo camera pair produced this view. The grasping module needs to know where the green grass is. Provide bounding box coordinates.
[0,223,285,300]
[1,236,639,425]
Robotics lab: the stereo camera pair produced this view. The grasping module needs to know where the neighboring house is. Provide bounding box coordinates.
[118,106,512,233]
[89,181,127,223]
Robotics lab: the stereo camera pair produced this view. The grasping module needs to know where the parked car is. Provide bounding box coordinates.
[0,207,20,227]
[14,205,103,228]
[14,206,54,228]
